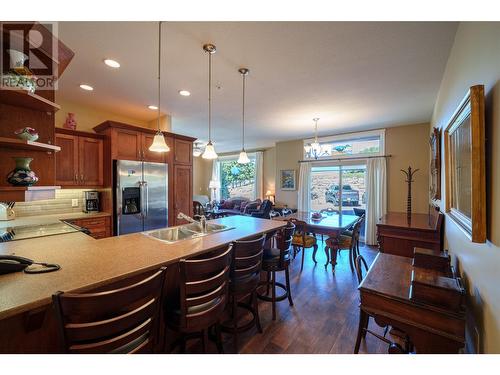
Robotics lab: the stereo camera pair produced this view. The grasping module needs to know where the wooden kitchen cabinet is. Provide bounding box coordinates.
[113,128,141,161]
[67,215,111,239]
[55,132,79,186]
[55,129,104,187]
[173,164,193,225]
[174,138,193,165]
[79,137,104,186]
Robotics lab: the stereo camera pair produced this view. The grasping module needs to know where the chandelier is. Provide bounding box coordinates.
[304,118,327,159]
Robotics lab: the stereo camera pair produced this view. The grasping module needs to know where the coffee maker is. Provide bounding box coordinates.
[84,191,100,213]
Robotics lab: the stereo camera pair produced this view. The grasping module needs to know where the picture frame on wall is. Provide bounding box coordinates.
[280,169,296,191]
[444,85,486,243]
[429,127,441,201]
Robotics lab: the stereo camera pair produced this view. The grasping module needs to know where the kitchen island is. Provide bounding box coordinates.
[0,215,285,353]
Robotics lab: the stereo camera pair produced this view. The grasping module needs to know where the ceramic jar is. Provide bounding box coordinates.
[7,157,39,186]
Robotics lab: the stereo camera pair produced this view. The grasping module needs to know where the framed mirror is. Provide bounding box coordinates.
[444,85,486,243]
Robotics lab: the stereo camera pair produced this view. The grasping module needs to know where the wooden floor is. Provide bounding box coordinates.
[183,241,392,354]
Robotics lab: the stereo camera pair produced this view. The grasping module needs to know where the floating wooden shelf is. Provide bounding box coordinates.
[0,137,60,152]
[0,88,61,113]
[0,186,61,202]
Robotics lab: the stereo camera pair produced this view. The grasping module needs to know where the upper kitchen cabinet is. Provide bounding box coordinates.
[55,129,104,187]
[93,121,194,164]
[174,138,193,165]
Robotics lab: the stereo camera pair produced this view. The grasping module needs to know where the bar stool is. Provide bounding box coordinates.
[165,245,232,353]
[257,222,296,320]
[52,267,167,354]
[221,234,266,352]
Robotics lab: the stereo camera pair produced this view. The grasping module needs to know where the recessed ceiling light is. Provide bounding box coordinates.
[179,90,191,96]
[104,59,120,68]
[148,105,158,110]
[79,84,94,91]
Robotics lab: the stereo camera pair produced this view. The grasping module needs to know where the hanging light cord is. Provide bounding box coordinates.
[241,72,246,150]
[314,118,318,142]
[208,49,212,142]
[157,21,162,133]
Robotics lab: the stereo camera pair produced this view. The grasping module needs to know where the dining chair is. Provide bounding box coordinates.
[289,218,318,271]
[354,255,407,354]
[325,215,364,272]
[52,267,167,354]
[257,222,296,320]
[221,234,266,352]
[165,245,232,353]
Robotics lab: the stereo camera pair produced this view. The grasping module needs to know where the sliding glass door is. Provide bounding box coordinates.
[310,163,366,235]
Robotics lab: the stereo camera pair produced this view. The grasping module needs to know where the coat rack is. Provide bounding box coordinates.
[401,166,419,222]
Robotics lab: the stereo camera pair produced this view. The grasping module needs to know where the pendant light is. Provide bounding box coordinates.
[202,43,218,159]
[149,21,170,153]
[237,68,250,164]
[304,118,325,159]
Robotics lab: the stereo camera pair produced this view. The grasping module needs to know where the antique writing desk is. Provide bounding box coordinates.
[358,253,465,353]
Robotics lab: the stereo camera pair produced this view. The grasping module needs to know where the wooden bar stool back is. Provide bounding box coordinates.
[52,267,167,354]
[222,234,266,351]
[257,222,296,320]
[166,245,232,353]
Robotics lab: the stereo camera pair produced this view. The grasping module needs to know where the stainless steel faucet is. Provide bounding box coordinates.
[177,212,207,233]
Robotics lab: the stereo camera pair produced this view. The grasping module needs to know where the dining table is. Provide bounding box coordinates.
[273,211,359,271]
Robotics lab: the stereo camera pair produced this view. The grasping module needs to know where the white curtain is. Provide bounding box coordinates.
[297,162,311,212]
[211,160,221,201]
[365,157,387,246]
[254,151,264,199]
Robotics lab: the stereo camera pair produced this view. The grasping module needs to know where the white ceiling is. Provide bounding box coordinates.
[57,22,458,152]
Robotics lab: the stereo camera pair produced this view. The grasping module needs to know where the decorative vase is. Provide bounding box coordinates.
[14,127,39,142]
[7,157,39,186]
[63,112,77,130]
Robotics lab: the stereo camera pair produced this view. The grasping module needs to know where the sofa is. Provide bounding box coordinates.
[218,197,262,216]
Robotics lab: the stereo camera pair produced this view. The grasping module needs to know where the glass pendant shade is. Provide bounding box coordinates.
[202,141,218,159]
[149,131,170,152]
[238,150,250,164]
[304,144,312,153]
[149,21,170,153]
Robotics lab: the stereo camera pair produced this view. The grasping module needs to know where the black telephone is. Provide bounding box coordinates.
[0,255,60,275]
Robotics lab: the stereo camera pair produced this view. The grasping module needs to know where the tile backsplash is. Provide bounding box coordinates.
[14,189,99,217]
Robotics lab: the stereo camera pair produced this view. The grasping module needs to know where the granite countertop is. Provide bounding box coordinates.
[0,212,111,229]
[0,215,285,320]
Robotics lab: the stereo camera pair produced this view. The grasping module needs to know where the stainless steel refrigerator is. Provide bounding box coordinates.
[114,160,168,235]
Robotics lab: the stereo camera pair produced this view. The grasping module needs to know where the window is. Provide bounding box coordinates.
[304,129,385,160]
[310,164,367,236]
[218,158,257,200]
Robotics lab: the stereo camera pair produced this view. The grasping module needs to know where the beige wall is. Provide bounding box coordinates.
[263,147,276,195]
[386,123,430,213]
[193,156,212,197]
[430,22,500,353]
[275,140,303,207]
[54,97,170,133]
[274,123,430,212]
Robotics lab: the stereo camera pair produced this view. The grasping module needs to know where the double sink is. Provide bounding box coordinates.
[143,222,233,243]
